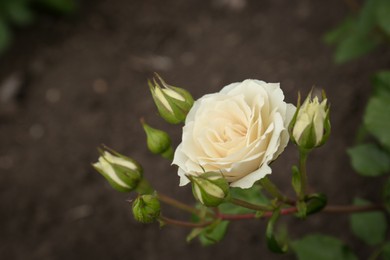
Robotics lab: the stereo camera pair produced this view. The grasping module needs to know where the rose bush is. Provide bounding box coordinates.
[173,79,296,189]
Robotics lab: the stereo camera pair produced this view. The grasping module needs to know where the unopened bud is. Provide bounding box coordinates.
[188,172,229,207]
[92,147,143,192]
[141,120,173,159]
[290,91,330,149]
[149,73,194,124]
[132,194,161,223]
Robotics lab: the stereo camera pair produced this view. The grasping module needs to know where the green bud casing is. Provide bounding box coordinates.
[92,148,143,192]
[290,90,330,150]
[148,73,194,124]
[132,194,161,223]
[188,172,229,207]
[141,121,173,159]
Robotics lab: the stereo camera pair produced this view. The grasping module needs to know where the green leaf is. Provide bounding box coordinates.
[364,94,390,150]
[199,220,229,246]
[357,0,379,34]
[334,32,380,63]
[266,209,288,254]
[376,0,390,35]
[381,241,390,260]
[327,0,382,64]
[323,17,356,44]
[383,178,390,214]
[372,70,390,97]
[186,227,204,243]
[0,19,11,54]
[218,185,269,214]
[292,234,358,260]
[306,193,327,215]
[350,198,387,246]
[347,143,390,177]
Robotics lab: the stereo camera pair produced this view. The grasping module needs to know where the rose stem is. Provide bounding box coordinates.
[259,177,293,205]
[298,149,309,200]
[322,204,385,213]
[159,215,211,228]
[217,207,298,220]
[217,204,385,221]
[230,197,273,211]
[156,192,200,216]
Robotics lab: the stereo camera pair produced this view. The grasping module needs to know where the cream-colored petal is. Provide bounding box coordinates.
[230,163,272,189]
[178,167,191,186]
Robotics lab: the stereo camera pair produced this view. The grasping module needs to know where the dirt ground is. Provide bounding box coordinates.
[1,0,389,259]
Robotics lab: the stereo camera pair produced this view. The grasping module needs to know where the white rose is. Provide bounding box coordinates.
[172,79,296,189]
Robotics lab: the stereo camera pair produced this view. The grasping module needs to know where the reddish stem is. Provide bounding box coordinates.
[323,204,385,213]
[160,215,211,228]
[217,207,298,220]
[216,204,385,221]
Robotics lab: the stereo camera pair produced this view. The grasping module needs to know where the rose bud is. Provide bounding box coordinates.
[290,91,330,150]
[132,194,161,223]
[188,172,229,207]
[141,120,173,159]
[148,73,194,124]
[92,148,143,193]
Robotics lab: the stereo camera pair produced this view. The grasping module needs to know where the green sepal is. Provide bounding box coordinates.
[318,106,331,147]
[288,92,301,142]
[93,146,143,192]
[266,208,288,254]
[99,145,143,171]
[148,73,194,124]
[306,193,327,215]
[92,163,132,193]
[148,80,182,124]
[189,172,229,207]
[132,194,161,224]
[110,163,142,190]
[296,121,318,150]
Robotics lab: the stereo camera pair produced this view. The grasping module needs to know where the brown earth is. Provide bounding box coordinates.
[0,0,389,259]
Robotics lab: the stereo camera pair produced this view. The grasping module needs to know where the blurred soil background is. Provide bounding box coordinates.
[0,0,389,259]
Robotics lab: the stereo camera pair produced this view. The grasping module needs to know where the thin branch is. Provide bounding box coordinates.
[323,204,385,213]
[216,203,385,221]
[157,192,199,215]
[159,215,211,228]
[217,207,298,220]
[230,197,273,211]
